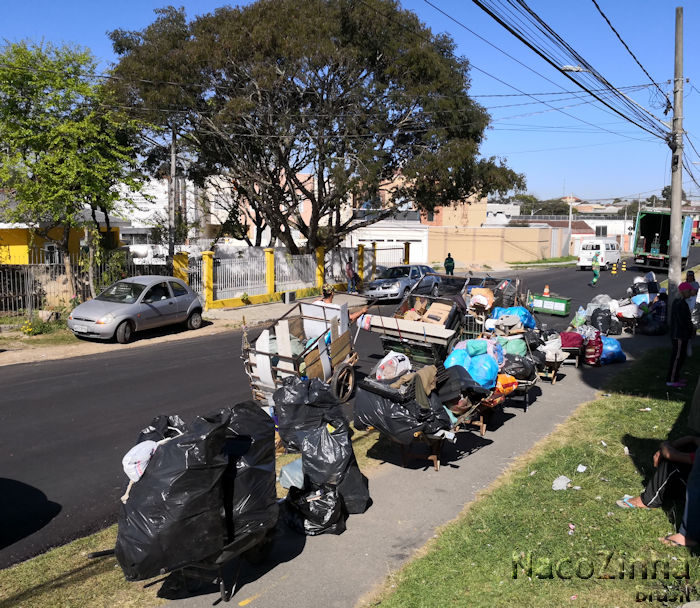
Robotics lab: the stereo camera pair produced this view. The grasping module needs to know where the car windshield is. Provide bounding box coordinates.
[96,281,147,303]
[380,267,410,279]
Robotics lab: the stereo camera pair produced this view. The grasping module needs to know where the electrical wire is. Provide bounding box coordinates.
[589,0,671,109]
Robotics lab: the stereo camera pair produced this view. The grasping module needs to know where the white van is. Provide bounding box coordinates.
[577,238,621,270]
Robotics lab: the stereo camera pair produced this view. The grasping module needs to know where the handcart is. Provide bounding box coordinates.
[242,300,359,405]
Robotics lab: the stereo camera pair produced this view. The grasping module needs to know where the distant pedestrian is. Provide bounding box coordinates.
[346,258,358,293]
[686,270,699,313]
[666,281,696,388]
[588,252,600,287]
[444,253,455,276]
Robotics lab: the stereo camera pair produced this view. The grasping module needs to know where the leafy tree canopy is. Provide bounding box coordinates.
[109,0,524,252]
[0,41,145,285]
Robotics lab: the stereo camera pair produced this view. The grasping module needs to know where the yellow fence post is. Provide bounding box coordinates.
[264,247,275,296]
[372,242,377,279]
[357,244,365,281]
[202,251,214,311]
[316,246,325,288]
[173,252,189,283]
[404,241,410,265]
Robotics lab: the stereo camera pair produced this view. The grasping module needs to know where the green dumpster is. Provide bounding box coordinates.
[530,293,571,317]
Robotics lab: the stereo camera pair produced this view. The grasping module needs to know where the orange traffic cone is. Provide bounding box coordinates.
[543,284,550,297]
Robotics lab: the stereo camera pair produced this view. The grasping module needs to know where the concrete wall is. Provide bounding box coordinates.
[427,227,552,266]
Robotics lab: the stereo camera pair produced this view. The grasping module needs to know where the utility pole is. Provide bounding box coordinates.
[668,6,683,302]
[168,127,176,275]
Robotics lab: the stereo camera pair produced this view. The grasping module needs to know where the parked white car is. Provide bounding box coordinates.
[577,238,621,270]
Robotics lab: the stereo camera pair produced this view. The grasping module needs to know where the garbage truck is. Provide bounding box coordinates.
[632,208,693,271]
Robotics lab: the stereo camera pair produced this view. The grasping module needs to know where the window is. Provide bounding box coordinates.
[595,225,608,237]
[606,243,613,251]
[581,243,600,251]
[170,281,188,297]
[427,211,434,221]
[410,267,420,279]
[145,282,171,302]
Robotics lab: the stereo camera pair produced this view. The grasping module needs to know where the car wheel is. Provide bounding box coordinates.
[431,284,439,296]
[402,287,409,300]
[115,320,133,344]
[187,310,203,330]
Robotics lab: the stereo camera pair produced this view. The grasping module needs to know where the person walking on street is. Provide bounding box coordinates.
[588,252,601,287]
[666,281,696,388]
[346,258,357,293]
[444,253,455,276]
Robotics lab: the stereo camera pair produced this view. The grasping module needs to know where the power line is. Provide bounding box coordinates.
[465,0,668,140]
[589,0,671,109]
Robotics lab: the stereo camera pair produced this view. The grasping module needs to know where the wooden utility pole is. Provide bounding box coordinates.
[668,6,683,301]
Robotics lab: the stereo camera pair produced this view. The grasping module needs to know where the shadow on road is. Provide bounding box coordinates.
[0,478,61,553]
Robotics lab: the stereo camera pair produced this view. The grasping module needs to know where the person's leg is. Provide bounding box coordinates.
[639,457,691,508]
[667,339,685,383]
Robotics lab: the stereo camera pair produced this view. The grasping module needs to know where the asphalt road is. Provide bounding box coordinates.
[1,251,697,569]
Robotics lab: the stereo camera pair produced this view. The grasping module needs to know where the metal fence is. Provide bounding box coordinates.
[375,247,405,267]
[274,251,316,292]
[213,255,267,300]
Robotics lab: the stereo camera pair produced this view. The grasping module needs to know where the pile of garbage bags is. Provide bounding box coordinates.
[115,405,279,581]
[273,378,371,536]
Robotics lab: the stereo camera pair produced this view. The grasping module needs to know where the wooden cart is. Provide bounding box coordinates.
[242,301,358,406]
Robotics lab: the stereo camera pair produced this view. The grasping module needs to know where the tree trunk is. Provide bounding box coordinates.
[61,226,76,302]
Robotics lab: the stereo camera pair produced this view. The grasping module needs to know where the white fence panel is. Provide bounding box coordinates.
[375,247,405,267]
[275,252,316,291]
[325,247,357,283]
[214,256,267,300]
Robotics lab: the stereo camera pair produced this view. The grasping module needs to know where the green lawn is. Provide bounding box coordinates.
[509,255,577,266]
[368,348,700,607]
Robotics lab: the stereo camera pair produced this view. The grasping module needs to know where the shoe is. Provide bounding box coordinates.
[616,495,639,509]
[666,382,685,388]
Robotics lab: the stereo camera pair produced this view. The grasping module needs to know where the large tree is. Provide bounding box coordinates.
[0,42,144,291]
[110,0,524,253]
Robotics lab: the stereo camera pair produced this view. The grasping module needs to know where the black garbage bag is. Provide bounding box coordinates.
[502,354,536,380]
[354,387,424,445]
[411,393,452,435]
[437,365,491,402]
[522,330,544,350]
[527,349,547,371]
[590,308,612,334]
[115,414,229,581]
[273,377,346,451]
[212,402,279,547]
[137,414,187,442]
[608,317,622,336]
[337,456,372,514]
[283,485,347,536]
[301,417,354,487]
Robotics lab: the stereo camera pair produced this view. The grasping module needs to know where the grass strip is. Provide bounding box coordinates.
[367,348,700,608]
[509,255,577,266]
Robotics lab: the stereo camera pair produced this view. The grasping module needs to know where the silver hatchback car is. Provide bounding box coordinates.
[361,264,440,300]
[67,275,203,343]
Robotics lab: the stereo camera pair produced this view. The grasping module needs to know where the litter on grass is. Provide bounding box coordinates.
[624,446,630,455]
[552,475,571,490]
[576,464,587,473]
[638,407,652,412]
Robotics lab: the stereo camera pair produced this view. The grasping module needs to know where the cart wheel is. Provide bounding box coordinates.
[331,362,355,403]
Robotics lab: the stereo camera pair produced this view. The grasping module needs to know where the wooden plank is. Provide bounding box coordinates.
[304,349,324,379]
[330,317,339,342]
[330,330,351,367]
[275,320,296,378]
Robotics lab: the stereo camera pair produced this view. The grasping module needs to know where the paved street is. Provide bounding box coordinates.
[0,254,696,571]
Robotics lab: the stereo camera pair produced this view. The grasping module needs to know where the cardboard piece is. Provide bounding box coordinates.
[421,302,452,325]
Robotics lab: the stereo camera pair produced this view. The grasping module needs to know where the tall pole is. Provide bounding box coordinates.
[168,127,176,275]
[668,6,683,301]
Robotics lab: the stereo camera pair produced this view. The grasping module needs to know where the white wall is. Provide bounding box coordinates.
[343,220,429,263]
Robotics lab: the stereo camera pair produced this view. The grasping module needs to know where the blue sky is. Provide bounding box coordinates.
[2,0,698,202]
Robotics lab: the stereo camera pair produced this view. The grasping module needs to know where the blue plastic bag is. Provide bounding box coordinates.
[445,349,471,370]
[467,353,499,389]
[491,306,536,329]
[631,293,651,307]
[600,336,626,365]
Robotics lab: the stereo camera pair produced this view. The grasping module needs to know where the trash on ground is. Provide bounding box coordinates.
[552,475,571,490]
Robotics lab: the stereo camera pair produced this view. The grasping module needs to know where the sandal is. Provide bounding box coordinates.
[660,534,685,547]
[616,495,638,509]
